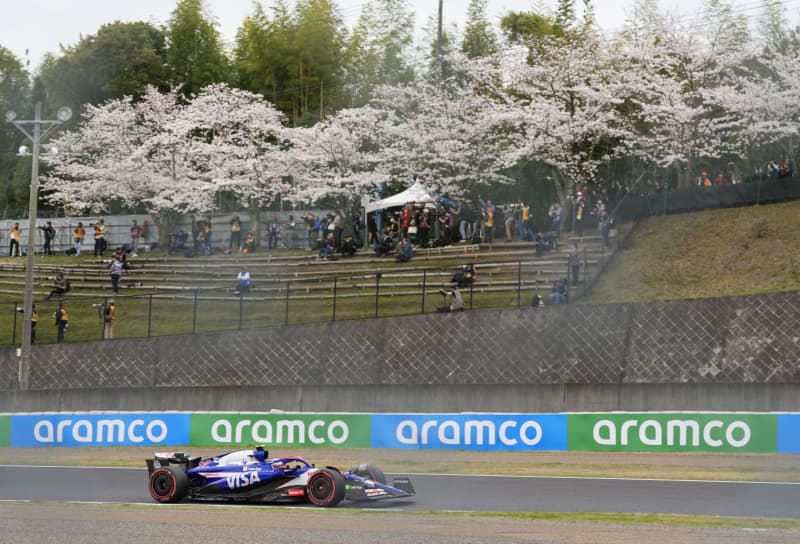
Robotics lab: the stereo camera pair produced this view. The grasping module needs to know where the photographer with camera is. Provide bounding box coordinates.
[104,301,116,339]
[54,303,69,343]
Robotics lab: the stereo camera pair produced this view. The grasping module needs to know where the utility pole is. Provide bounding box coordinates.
[5,103,72,389]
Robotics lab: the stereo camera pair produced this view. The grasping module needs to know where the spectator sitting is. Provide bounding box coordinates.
[170,231,188,253]
[549,278,569,305]
[339,235,357,257]
[242,232,256,254]
[437,287,464,313]
[395,237,414,263]
[114,247,128,267]
[45,272,70,300]
[318,233,335,260]
[531,294,544,308]
[374,231,395,257]
[451,264,475,288]
[535,232,550,257]
[235,267,251,295]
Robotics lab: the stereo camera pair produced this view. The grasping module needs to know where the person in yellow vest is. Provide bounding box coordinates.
[30,304,38,344]
[94,219,106,257]
[74,222,85,256]
[104,301,116,340]
[230,216,242,252]
[483,204,494,244]
[9,222,21,257]
[521,203,530,240]
[55,303,69,343]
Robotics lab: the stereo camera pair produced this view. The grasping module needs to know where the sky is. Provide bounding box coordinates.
[1,0,743,71]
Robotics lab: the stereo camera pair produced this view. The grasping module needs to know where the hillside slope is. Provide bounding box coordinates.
[583,200,800,303]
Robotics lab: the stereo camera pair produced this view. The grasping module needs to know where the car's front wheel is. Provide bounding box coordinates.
[307,468,346,507]
[148,467,189,503]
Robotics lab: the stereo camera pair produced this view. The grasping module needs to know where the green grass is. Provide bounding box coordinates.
[4,200,799,344]
[582,200,800,303]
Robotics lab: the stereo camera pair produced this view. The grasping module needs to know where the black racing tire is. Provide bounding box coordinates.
[148,466,189,503]
[307,468,346,507]
[352,463,386,484]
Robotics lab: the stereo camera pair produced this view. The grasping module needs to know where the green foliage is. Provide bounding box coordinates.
[166,0,230,97]
[38,21,168,112]
[461,0,498,59]
[500,11,560,45]
[0,45,29,213]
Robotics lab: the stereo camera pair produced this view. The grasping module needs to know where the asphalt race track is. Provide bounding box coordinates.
[1,465,799,518]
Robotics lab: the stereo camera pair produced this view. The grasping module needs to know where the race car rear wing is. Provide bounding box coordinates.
[146,452,201,475]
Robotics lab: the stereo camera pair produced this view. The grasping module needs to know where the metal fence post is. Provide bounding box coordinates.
[332,276,337,322]
[420,269,427,314]
[12,301,18,345]
[192,290,198,334]
[517,260,522,306]
[374,272,382,319]
[583,247,588,286]
[238,293,243,330]
[469,281,474,310]
[284,281,291,326]
[147,294,153,337]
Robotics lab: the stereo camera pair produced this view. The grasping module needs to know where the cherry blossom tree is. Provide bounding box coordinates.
[287,105,388,205]
[183,83,289,243]
[43,86,216,247]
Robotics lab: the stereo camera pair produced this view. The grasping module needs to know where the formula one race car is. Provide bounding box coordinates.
[146,446,415,507]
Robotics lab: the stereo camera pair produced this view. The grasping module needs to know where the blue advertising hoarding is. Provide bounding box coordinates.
[777,414,800,454]
[10,413,191,447]
[371,413,567,451]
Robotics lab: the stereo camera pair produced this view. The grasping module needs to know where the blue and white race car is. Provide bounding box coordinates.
[146,447,415,507]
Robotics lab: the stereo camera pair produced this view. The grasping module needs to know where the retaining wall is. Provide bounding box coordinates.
[2,291,798,412]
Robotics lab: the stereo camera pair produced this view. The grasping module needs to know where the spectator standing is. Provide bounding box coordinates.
[266,219,279,250]
[30,304,38,344]
[521,203,531,240]
[45,272,69,300]
[549,202,562,236]
[504,205,515,242]
[395,237,414,263]
[367,214,378,246]
[284,215,296,249]
[416,209,430,248]
[130,219,140,256]
[74,222,85,256]
[55,303,69,343]
[332,210,344,249]
[42,221,56,255]
[9,222,20,257]
[94,219,106,257]
[305,214,317,249]
[483,204,494,244]
[230,216,242,252]
[103,301,116,339]
[109,255,124,294]
[574,200,585,237]
[400,205,412,240]
[568,243,581,286]
[202,217,212,254]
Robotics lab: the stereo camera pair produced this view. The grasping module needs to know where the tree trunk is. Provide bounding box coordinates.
[248,205,262,247]
[152,212,179,250]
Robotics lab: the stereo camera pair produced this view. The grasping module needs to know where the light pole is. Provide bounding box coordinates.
[5,102,72,389]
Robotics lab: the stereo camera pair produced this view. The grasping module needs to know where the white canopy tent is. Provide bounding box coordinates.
[364,181,437,214]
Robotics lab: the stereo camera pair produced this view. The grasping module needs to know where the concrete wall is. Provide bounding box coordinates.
[3,383,798,413]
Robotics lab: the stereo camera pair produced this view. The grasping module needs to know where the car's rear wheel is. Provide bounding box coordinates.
[307,468,346,507]
[148,467,189,503]
[352,463,386,484]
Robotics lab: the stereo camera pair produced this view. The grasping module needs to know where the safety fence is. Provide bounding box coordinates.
[0,250,607,347]
[1,411,798,454]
